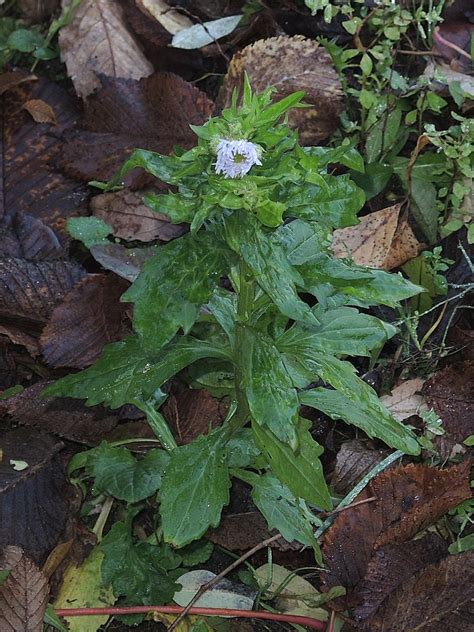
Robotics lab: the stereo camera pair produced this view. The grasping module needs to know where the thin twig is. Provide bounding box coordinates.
[166,533,283,631]
[328,608,337,632]
[326,496,377,516]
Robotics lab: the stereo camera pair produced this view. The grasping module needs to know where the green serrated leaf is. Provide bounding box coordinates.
[160,432,230,547]
[225,428,261,468]
[101,522,178,605]
[91,443,169,503]
[43,335,230,408]
[252,422,331,509]
[123,232,230,351]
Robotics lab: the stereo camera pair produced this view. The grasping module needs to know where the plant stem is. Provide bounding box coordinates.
[135,400,178,452]
[226,258,255,436]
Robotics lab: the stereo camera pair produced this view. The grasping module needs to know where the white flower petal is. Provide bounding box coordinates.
[215,138,262,178]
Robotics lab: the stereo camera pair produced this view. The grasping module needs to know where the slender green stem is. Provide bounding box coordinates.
[135,400,178,452]
[226,258,255,436]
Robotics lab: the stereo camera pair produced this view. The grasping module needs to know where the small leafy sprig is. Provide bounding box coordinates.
[45,78,422,562]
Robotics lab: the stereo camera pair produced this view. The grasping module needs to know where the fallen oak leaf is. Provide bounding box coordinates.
[58,0,153,98]
[0,546,49,632]
[332,204,422,270]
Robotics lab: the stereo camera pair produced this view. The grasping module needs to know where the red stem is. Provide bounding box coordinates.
[55,605,327,630]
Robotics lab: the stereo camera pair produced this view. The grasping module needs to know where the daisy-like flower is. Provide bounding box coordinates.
[215,139,262,178]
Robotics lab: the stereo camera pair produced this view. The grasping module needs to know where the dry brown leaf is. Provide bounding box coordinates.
[0,546,49,632]
[6,381,119,444]
[0,212,64,261]
[332,204,422,270]
[22,99,57,124]
[354,534,448,622]
[322,461,471,600]
[59,0,153,98]
[91,189,187,242]
[136,0,192,34]
[40,274,130,368]
[162,388,228,445]
[0,257,86,327]
[380,378,428,422]
[366,551,474,631]
[0,429,72,565]
[218,35,343,145]
[331,440,390,496]
[422,361,474,459]
[60,73,213,184]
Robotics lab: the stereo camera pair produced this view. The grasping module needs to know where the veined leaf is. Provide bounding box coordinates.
[277,307,396,357]
[90,443,170,503]
[247,472,321,561]
[123,232,230,351]
[160,432,230,547]
[208,288,237,345]
[252,422,331,509]
[43,336,230,408]
[299,355,420,455]
[274,219,330,266]
[243,328,299,446]
[222,212,318,327]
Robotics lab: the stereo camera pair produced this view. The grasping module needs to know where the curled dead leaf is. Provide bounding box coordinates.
[332,204,423,270]
[218,35,343,144]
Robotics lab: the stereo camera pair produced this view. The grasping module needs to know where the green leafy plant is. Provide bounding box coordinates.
[45,80,422,563]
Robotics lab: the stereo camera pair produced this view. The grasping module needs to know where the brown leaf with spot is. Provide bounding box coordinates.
[322,461,471,599]
[366,551,474,631]
[331,440,390,496]
[422,361,474,459]
[354,534,448,622]
[218,36,343,145]
[59,0,153,98]
[91,189,187,242]
[23,99,57,124]
[40,274,130,368]
[0,212,64,261]
[60,73,213,185]
[0,257,86,328]
[332,205,422,270]
[162,389,228,445]
[0,429,72,565]
[5,381,119,445]
[0,546,49,632]
[1,76,89,233]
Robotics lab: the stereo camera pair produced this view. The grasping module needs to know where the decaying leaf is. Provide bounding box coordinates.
[60,73,213,184]
[162,388,228,445]
[0,546,49,632]
[173,569,256,610]
[332,204,422,270]
[380,378,428,422]
[331,440,390,496]
[22,99,57,124]
[218,35,343,144]
[354,533,448,621]
[59,0,153,98]
[0,429,72,565]
[366,550,474,631]
[89,242,156,281]
[423,362,474,459]
[0,77,89,232]
[40,274,130,368]
[0,212,64,261]
[322,461,471,598]
[0,257,86,327]
[5,381,119,445]
[91,189,187,242]
[171,15,243,50]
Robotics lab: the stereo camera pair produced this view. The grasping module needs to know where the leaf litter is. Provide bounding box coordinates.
[0,1,473,630]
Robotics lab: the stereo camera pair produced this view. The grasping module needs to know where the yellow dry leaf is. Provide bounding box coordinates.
[332,204,422,270]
